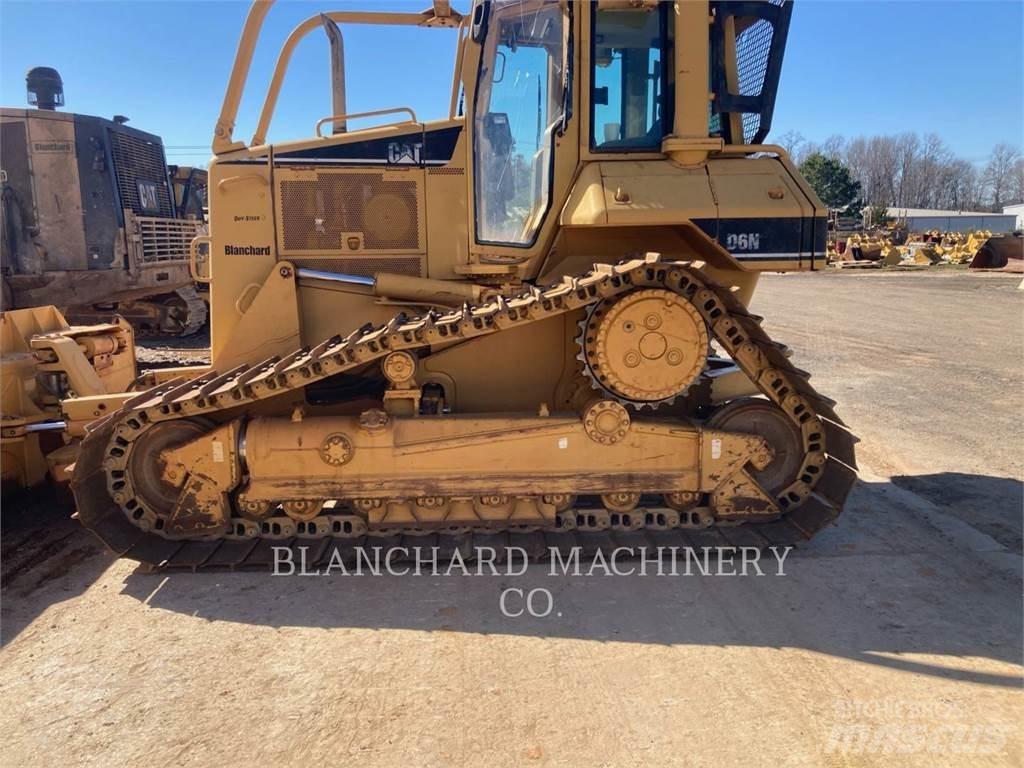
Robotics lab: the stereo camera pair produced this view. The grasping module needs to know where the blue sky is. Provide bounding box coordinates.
[1,1,1021,167]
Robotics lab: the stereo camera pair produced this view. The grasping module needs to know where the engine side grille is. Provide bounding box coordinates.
[135,216,200,263]
[109,130,174,217]
[278,171,423,254]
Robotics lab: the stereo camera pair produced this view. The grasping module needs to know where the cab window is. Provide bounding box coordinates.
[474,0,566,246]
[591,3,667,151]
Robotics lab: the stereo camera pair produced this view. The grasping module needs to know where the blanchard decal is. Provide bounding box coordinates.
[33,140,73,153]
[224,244,271,256]
[275,125,462,166]
[691,216,826,261]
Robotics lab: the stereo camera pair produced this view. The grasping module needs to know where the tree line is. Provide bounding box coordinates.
[777,130,1024,214]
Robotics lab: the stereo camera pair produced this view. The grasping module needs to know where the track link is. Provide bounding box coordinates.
[71,256,858,570]
[132,286,208,338]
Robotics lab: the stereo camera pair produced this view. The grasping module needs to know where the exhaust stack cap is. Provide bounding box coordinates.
[26,66,64,111]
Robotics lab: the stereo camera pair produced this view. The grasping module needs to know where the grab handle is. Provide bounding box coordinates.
[189,235,213,283]
[315,107,418,137]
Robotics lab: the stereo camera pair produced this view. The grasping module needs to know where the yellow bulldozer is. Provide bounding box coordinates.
[5,0,857,567]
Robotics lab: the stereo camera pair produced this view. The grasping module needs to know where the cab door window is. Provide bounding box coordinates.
[474,0,566,246]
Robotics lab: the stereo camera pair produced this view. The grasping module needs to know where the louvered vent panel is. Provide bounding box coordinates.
[136,216,200,263]
[278,171,423,254]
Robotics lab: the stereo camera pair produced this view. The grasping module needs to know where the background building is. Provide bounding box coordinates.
[865,207,1017,232]
[1002,203,1024,231]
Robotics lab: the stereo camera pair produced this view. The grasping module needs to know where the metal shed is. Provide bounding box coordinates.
[1003,203,1024,231]
[867,207,1017,233]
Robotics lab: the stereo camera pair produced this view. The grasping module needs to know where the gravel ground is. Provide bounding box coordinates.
[134,329,210,369]
[752,269,1023,552]
[1,269,1021,767]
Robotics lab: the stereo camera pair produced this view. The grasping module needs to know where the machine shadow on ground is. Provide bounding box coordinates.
[103,472,1024,689]
[891,472,1023,553]
[1,485,112,644]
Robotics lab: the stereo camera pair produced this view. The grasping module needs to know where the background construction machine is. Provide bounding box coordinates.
[1,67,207,336]
[8,0,859,568]
[1,305,136,487]
[168,165,209,222]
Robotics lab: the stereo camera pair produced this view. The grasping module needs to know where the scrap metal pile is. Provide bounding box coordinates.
[827,229,1023,271]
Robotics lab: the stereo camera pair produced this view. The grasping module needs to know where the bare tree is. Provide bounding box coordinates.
[795,140,819,166]
[982,143,1022,211]
[844,137,873,202]
[776,131,843,167]
[910,133,951,209]
[777,130,806,159]
[1009,157,1024,207]
[819,134,845,160]
[784,127,1021,211]
[941,159,982,211]
[867,135,901,206]
[893,133,920,207]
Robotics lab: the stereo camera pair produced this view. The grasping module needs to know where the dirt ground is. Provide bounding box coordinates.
[1,269,1021,767]
[134,329,210,369]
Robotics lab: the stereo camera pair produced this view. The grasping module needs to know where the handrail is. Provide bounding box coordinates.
[211,2,463,153]
[189,235,213,283]
[448,18,468,119]
[252,10,443,147]
[315,107,419,137]
[713,143,785,157]
[213,0,275,154]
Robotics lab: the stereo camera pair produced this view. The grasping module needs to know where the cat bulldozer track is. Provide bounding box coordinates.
[67,0,857,568]
[65,286,207,339]
[72,255,857,569]
[66,285,209,339]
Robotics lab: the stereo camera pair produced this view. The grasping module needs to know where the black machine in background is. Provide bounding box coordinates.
[1,67,207,335]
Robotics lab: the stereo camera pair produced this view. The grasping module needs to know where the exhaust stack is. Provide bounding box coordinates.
[26,66,64,110]
[320,14,347,134]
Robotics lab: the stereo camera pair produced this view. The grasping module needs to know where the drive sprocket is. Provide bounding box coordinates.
[578,288,709,406]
